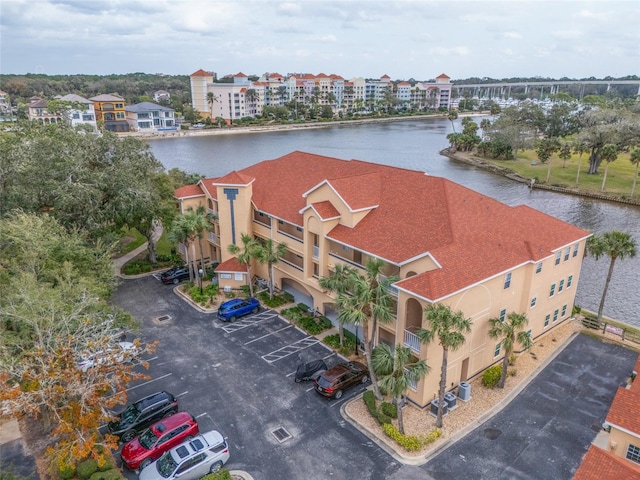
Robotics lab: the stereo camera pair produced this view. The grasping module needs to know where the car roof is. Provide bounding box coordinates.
[136,391,174,409]
[170,430,224,461]
[150,411,194,434]
[322,364,351,380]
[220,298,244,307]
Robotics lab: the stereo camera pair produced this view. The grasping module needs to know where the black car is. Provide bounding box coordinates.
[108,391,178,442]
[160,266,190,284]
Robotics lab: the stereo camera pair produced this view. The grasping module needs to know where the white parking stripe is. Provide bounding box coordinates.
[175,391,189,398]
[244,325,293,345]
[123,372,172,392]
[195,412,208,418]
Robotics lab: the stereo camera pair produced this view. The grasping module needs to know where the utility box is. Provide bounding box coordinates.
[430,398,448,416]
[458,381,471,401]
[444,391,457,409]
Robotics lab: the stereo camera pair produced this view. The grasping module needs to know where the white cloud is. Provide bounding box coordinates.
[503,32,522,39]
[427,46,471,57]
[552,30,583,40]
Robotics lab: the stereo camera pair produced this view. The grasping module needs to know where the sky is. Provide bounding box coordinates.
[1,0,638,81]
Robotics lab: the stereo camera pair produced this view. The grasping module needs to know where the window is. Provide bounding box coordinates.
[627,444,640,464]
[561,305,567,317]
[555,251,562,265]
[558,279,565,292]
[553,309,559,322]
[499,309,507,322]
[116,112,125,119]
[115,103,124,109]
[494,343,501,357]
[564,247,571,261]
[72,113,80,119]
[549,283,556,297]
[573,244,579,258]
[567,275,573,288]
[504,272,512,289]
[535,262,542,274]
[544,314,550,327]
[234,273,243,281]
[530,297,537,308]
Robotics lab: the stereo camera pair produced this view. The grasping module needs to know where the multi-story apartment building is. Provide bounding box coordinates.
[190,70,453,122]
[174,151,590,408]
[90,94,129,132]
[126,102,177,132]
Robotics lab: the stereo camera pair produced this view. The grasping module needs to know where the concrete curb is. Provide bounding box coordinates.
[229,470,254,480]
[340,331,581,466]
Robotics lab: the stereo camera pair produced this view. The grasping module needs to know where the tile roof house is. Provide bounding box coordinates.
[89,94,129,132]
[27,97,62,123]
[174,151,590,408]
[56,94,97,130]
[125,102,177,132]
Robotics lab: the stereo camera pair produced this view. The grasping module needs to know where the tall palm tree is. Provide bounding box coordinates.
[629,148,640,197]
[371,344,430,434]
[416,304,472,428]
[253,239,287,299]
[447,110,458,133]
[587,231,638,323]
[599,144,618,192]
[488,312,532,389]
[318,264,357,347]
[207,92,217,119]
[573,140,588,186]
[228,233,259,297]
[168,212,199,281]
[191,205,216,282]
[334,259,398,400]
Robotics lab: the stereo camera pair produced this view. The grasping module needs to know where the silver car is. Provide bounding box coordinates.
[139,430,230,480]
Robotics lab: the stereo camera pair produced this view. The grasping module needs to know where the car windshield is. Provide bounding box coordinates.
[138,427,158,449]
[119,403,140,424]
[316,376,332,388]
[156,452,177,478]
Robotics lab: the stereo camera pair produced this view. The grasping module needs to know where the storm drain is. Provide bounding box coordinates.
[157,315,171,322]
[271,426,292,443]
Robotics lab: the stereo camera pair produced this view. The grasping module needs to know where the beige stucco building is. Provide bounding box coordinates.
[174,151,590,409]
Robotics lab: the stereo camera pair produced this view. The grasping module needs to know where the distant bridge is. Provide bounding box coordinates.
[453,80,640,99]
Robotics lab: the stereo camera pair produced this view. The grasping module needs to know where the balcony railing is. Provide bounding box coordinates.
[379,274,398,296]
[404,329,421,354]
[404,368,418,390]
[208,232,218,244]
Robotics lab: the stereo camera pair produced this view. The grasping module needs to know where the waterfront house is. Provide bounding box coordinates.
[90,93,129,132]
[27,97,62,123]
[174,151,590,409]
[56,94,97,130]
[126,102,177,132]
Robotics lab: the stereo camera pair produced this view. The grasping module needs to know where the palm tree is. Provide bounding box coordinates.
[207,92,217,119]
[191,205,215,285]
[371,344,429,434]
[630,148,640,197]
[168,212,199,281]
[318,264,357,347]
[573,140,588,186]
[416,304,472,428]
[488,312,532,389]
[600,144,618,192]
[447,110,458,133]
[228,233,259,297]
[253,239,287,299]
[587,231,638,323]
[334,258,397,400]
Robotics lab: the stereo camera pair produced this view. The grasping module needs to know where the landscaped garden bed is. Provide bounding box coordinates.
[280,303,332,335]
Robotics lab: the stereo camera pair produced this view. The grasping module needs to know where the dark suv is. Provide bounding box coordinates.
[160,266,190,284]
[108,391,179,442]
[314,361,369,400]
[217,297,260,322]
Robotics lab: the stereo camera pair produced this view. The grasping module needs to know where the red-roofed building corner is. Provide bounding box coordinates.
[172,151,591,410]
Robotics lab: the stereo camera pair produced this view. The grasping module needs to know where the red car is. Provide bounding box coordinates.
[120,411,199,470]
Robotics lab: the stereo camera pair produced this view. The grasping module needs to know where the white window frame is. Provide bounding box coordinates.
[549,283,556,297]
[535,262,542,274]
[530,297,537,308]
[555,251,562,265]
[504,272,512,289]
[626,443,640,464]
[494,343,501,357]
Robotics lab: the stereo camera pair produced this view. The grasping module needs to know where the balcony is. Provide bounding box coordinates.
[379,274,398,296]
[404,328,421,354]
[208,232,218,244]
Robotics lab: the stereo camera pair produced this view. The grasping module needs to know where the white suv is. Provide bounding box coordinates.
[139,430,230,480]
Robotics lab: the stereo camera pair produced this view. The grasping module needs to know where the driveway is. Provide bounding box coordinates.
[110,276,406,480]
[423,334,638,480]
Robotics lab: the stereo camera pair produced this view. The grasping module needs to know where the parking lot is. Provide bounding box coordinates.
[110,276,408,480]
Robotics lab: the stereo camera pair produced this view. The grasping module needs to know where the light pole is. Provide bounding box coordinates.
[198,268,204,294]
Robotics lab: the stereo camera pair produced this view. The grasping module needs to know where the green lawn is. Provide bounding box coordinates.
[486,150,639,199]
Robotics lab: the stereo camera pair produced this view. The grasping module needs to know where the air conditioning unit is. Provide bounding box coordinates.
[458,381,471,401]
[223,286,232,293]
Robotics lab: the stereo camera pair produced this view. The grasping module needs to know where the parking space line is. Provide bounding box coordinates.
[286,351,336,378]
[220,312,281,334]
[195,412,207,419]
[175,391,189,398]
[244,325,293,345]
[123,372,172,392]
[261,337,319,363]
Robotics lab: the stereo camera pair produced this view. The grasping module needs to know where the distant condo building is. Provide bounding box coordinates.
[190,69,452,123]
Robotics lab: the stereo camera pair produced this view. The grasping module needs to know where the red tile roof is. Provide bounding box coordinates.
[306,201,341,220]
[574,446,640,480]
[215,256,247,273]
[191,69,212,77]
[436,73,450,79]
[174,184,205,198]
[606,386,640,434]
[214,171,255,186]
[631,358,640,393]
[234,72,248,77]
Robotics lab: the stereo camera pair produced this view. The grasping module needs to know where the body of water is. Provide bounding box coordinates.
[148,118,640,328]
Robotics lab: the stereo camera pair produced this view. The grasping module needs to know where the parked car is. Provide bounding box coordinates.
[160,266,190,284]
[108,391,179,442]
[217,297,260,322]
[121,412,199,470]
[77,341,138,372]
[139,430,230,480]
[314,361,369,399]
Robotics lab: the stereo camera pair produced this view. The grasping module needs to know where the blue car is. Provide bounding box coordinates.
[217,297,260,322]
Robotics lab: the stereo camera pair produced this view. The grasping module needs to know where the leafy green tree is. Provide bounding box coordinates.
[488,312,532,388]
[630,148,640,197]
[587,231,638,323]
[253,239,288,299]
[318,264,357,347]
[558,142,572,169]
[228,233,259,297]
[416,304,472,428]
[372,344,430,434]
[333,259,397,400]
[599,144,618,191]
[536,137,560,183]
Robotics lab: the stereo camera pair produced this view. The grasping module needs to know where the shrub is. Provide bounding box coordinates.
[482,365,503,388]
[88,469,123,480]
[77,459,98,479]
[200,469,232,480]
[508,369,517,377]
[380,401,398,419]
[508,354,516,366]
[297,302,310,312]
[256,291,288,308]
[240,285,250,297]
[57,464,76,480]
[382,423,422,451]
[423,428,443,445]
[362,390,391,426]
[282,291,295,303]
[323,331,357,356]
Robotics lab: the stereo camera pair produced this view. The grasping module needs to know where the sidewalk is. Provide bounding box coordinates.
[113,223,163,278]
